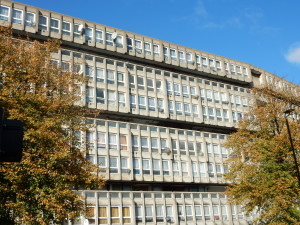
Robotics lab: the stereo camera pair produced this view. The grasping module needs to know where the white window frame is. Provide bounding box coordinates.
[153,44,159,56]
[85,26,93,41]
[50,18,60,33]
[144,42,151,55]
[62,21,71,36]
[25,12,35,27]
[170,49,177,61]
[0,5,9,22]
[95,29,103,43]
[38,14,48,31]
[135,39,142,53]
[12,8,22,24]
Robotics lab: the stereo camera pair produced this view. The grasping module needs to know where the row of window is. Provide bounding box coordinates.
[83,130,228,158]
[84,119,227,139]
[0,4,251,79]
[88,155,228,178]
[85,88,244,122]
[84,204,249,225]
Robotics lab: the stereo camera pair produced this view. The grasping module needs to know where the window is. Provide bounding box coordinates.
[95,88,104,104]
[156,80,162,92]
[199,163,206,177]
[38,14,47,30]
[213,145,220,158]
[0,5,9,21]
[208,163,214,177]
[153,159,160,175]
[98,207,108,224]
[188,142,195,155]
[137,76,144,90]
[133,158,140,175]
[192,162,198,177]
[181,161,188,176]
[85,27,93,41]
[146,78,154,91]
[126,38,133,50]
[166,206,173,222]
[138,96,146,109]
[236,66,242,75]
[121,157,129,173]
[61,21,71,36]
[167,82,172,95]
[162,160,170,175]
[214,91,220,103]
[202,106,207,120]
[130,94,136,109]
[196,55,200,66]
[178,205,184,221]
[106,70,115,84]
[216,108,222,121]
[148,97,155,111]
[142,159,150,174]
[213,205,220,220]
[107,91,116,106]
[190,86,197,97]
[223,109,229,122]
[202,57,207,68]
[95,29,103,43]
[135,40,142,53]
[86,87,94,103]
[97,132,106,150]
[221,205,228,220]
[242,96,247,107]
[73,24,82,38]
[182,85,189,97]
[163,47,168,59]
[168,101,174,114]
[204,205,211,220]
[200,88,205,101]
[111,207,120,223]
[119,134,127,150]
[145,205,153,222]
[184,103,191,116]
[235,95,241,106]
[131,135,139,151]
[86,131,95,149]
[172,161,180,176]
[195,205,202,220]
[141,137,149,152]
[12,9,22,24]
[122,207,131,223]
[50,18,59,33]
[116,35,123,48]
[170,49,177,61]
[176,102,182,115]
[192,105,198,117]
[206,89,212,102]
[144,42,151,55]
[230,64,235,74]
[232,111,237,123]
[178,51,185,62]
[109,157,118,173]
[106,32,113,46]
[151,138,158,152]
[156,205,164,222]
[153,44,159,56]
[25,12,35,26]
[186,53,192,63]
[85,65,93,81]
[216,60,222,71]
[186,205,193,221]
[208,107,214,120]
[108,133,117,149]
[118,92,125,107]
[157,99,164,112]
[221,92,228,103]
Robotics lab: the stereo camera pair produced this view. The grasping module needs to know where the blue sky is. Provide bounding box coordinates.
[17,0,300,85]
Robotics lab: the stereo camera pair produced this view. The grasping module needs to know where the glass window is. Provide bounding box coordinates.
[108,133,117,149]
[162,160,170,175]
[170,49,177,60]
[157,99,164,112]
[25,12,35,26]
[50,18,59,33]
[192,162,198,177]
[148,97,155,111]
[96,88,105,104]
[199,163,206,177]
[153,44,159,56]
[141,137,149,151]
[202,57,207,68]
[97,132,106,149]
[106,70,115,84]
[135,40,142,53]
[147,78,154,91]
[85,27,93,41]
[156,80,162,92]
[182,85,189,97]
[109,157,118,173]
[178,51,185,62]
[95,29,103,43]
[153,159,160,175]
[174,83,180,96]
[107,91,116,106]
[142,159,150,174]
[120,134,127,150]
[181,161,188,176]
[172,161,180,176]
[0,5,9,21]
[130,94,136,108]
[195,205,202,220]
[118,92,125,107]
[168,101,174,114]
[186,205,193,221]
[111,207,120,223]
[166,206,173,222]
[12,9,22,24]
[192,105,198,117]
[204,205,211,220]
[186,53,192,63]
[175,102,182,115]
[133,158,140,174]
[184,103,191,116]
[62,21,71,36]
[163,47,168,59]
[156,205,164,222]
[116,35,123,48]
[138,96,146,109]
[145,205,153,222]
[144,42,151,55]
[122,207,131,223]
[106,32,113,46]
[86,87,94,103]
[151,138,158,152]
[38,14,47,30]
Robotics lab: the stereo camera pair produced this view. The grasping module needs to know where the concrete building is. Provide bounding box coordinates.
[0,0,298,224]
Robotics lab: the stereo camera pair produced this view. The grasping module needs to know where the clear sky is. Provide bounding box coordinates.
[16,0,300,85]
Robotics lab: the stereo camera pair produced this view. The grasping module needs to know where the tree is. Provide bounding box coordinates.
[225,86,300,224]
[0,27,104,224]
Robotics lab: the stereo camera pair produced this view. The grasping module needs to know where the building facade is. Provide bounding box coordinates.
[0,1,298,224]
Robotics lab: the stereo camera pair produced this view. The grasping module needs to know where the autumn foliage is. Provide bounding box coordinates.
[0,27,104,224]
[225,87,300,224]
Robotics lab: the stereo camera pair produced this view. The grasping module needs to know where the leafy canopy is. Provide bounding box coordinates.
[225,87,300,225]
[0,27,104,225]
